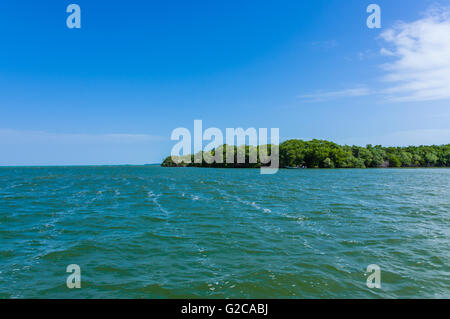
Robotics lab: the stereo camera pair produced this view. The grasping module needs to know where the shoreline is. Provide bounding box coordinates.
[162,139,450,169]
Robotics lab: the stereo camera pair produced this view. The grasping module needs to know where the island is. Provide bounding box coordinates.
[162,139,450,168]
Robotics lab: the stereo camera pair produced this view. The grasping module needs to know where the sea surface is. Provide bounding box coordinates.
[0,166,449,298]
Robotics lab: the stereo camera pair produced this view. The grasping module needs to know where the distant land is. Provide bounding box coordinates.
[162,139,450,169]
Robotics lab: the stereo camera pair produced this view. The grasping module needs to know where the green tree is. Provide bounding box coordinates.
[388,154,402,167]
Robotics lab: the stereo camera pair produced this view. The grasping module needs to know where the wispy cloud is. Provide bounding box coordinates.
[379,6,450,101]
[297,87,372,102]
[311,40,339,51]
[0,129,167,166]
[0,129,165,145]
[300,6,450,103]
[339,129,450,147]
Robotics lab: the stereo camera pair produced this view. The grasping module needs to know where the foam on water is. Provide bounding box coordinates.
[0,166,449,298]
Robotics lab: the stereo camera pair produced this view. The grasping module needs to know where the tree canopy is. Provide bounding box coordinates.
[162,139,450,168]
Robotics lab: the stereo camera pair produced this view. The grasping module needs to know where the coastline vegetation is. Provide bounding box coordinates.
[161,139,450,168]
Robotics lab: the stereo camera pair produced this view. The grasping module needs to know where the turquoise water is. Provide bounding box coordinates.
[0,166,449,298]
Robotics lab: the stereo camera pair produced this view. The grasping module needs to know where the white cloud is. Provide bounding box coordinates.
[379,6,450,101]
[380,48,394,56]
[297,87,372,102]
[339,129,450,147]
[299,6,450,103]
[0,129,164,145]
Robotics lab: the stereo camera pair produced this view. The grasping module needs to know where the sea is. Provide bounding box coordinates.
[0,166,449,298]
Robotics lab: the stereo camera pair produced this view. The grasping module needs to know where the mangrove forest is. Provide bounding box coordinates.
[161,139,450,168]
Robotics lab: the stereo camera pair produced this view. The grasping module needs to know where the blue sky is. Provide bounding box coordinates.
[1,0,450,165]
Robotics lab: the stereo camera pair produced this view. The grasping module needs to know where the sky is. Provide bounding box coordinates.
[1,0,450,165]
